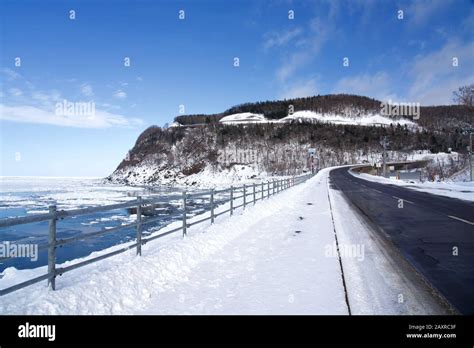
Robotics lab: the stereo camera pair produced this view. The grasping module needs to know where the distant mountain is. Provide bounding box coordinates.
[107,94,473,186]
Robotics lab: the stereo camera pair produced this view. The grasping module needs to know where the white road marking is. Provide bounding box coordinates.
[392,196,415,204]
[448,215,474,225]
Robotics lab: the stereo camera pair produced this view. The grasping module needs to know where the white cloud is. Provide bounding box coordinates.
[274,11,336,83]
[0,103,143,129]
[332,72,399,101]
[279,78,319,99]
[31,90,62,106]
[114,90,127,99]
[330,39,474,106]
[461,8,474,32]
[101,103,121,110]
[276,51,311,82]
[1,68,21,80]
[263,28,303,50]
[9,88,23,97]
[81,83,94,97]
[408,40,474,105]
[407,0,453,26]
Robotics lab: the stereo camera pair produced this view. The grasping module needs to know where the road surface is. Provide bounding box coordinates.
[330,167,474,314]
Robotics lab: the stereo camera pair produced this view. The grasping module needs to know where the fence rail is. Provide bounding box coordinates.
[0,173,314,296]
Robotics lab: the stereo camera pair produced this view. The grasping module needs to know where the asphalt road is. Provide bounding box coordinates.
[330,167,474,314]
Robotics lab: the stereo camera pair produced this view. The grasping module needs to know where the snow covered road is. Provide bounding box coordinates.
[0,167,452,314]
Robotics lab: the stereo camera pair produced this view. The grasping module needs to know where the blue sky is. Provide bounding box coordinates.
[1,0,473,177]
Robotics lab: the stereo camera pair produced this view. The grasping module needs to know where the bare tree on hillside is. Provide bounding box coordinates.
[453,84,474,106]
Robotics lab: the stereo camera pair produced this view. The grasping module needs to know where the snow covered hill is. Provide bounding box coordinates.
[108,94,471,186]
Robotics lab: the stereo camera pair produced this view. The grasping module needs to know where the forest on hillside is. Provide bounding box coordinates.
[173,94,474,131]
[109,94,472,183]
[115,121,470,176]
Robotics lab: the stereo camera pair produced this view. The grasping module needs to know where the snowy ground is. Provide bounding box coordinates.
[209,111,417,128]
[108,162,292,188]
[0,168,450,314]
[351,171,474,202]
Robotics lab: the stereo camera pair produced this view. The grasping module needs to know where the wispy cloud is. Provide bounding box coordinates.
[263,28,303,50]
[332,72,399,101]
[9,88,23,97]
[1,75,142,127]
[331,39,474,105]
[276,18,333,83]
[407,0,453,26]
[0,104,144,129]
[1,68,21,80]
[81,83,94,97]
[114,90,127,99]
[407,40,474,105]
[31,90,62,106]
[272,1,340,85]
[279,77,319,99]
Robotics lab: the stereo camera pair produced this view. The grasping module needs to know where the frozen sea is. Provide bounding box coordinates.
[0,176,216,272]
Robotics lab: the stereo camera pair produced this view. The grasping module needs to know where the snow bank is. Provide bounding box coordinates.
[329,177,452,314]
[352,171,474,202]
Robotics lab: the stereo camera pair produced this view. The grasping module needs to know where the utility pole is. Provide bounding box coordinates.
[308,148,316,174]
[380,136,389,177]
[470,132,473,181]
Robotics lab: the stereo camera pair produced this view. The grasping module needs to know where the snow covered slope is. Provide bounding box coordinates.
[279,110,417,127]
[219,112,266,124]
[218,110,417,127]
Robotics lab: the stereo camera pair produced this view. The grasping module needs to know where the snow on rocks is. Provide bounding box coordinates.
[108,162,272,188]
